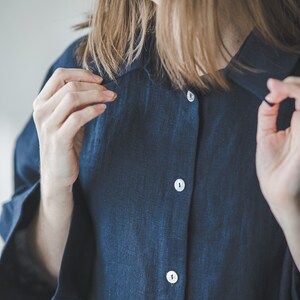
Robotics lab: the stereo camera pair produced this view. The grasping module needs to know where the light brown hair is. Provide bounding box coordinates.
[74,0,300,92]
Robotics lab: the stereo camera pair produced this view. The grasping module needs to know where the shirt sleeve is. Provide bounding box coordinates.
[291,256,300,299]
[0,65,57,299]
[14,228,56,291]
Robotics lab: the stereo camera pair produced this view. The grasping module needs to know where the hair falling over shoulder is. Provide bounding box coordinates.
[74,0,300,92]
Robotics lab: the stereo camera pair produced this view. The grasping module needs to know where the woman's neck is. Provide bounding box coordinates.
[215,4,254,70]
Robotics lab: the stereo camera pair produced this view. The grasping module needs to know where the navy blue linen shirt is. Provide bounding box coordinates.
[0,28,300,300]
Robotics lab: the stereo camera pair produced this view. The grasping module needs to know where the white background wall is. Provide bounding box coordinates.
[0,0,92,249]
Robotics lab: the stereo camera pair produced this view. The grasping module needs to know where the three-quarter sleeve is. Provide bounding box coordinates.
[0,65,57,299]
[291,254,300,299]
[0,35,95,300]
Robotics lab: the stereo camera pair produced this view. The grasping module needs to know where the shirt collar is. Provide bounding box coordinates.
[225,28,300,100]
[110,29,300,99]
[110,33,178,90]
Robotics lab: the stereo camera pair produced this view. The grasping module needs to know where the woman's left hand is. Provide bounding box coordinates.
[256,76,300,228]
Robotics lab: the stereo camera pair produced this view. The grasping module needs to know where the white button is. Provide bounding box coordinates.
[174,179,185,192]
[166,270,178,284]
[187,90,195,102]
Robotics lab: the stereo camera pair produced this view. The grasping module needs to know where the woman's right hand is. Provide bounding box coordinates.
[32,68,117,196]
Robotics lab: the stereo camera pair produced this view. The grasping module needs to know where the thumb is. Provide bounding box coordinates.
[256,98,280,143]
[256,78,292,143]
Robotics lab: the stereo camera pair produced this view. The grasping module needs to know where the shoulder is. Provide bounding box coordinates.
[13,35,88,182]
[49,34,149,84]
[50,34,87,70]
[14,34,148,174]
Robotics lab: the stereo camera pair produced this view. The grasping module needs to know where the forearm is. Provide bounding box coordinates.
[26,183,74,288]
[278,207,300,272]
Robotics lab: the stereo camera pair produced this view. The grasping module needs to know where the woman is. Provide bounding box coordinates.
[0,0,300,299]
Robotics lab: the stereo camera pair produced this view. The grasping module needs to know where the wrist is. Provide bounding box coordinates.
[270,202,300,231]
[280,216,300,233]
[39,193,74,227]
[40,181,74,209]
[41,182,73,197]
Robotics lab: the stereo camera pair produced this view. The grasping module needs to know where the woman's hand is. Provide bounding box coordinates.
[33,68,117,196]
[27,68,118,281]
[256,76,300,228]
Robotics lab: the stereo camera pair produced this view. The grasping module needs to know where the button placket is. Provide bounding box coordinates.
[161,87,199,296]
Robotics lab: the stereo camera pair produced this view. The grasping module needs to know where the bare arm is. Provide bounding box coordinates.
[26,185,73,288]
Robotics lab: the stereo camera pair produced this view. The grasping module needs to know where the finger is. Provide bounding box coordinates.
[256,99,280,143]
[266,77,300,110]
[38,68,103,100]
[45,81,108,111]
[291,111,300,138]
[58,103,107,140]
[49,89,116,126]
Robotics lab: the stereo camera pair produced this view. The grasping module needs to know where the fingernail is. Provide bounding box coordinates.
[263,98,275,107]
[264,93,275,107]
[265,93,273,101]
[92,73,103,82]
[103,90,116,98]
